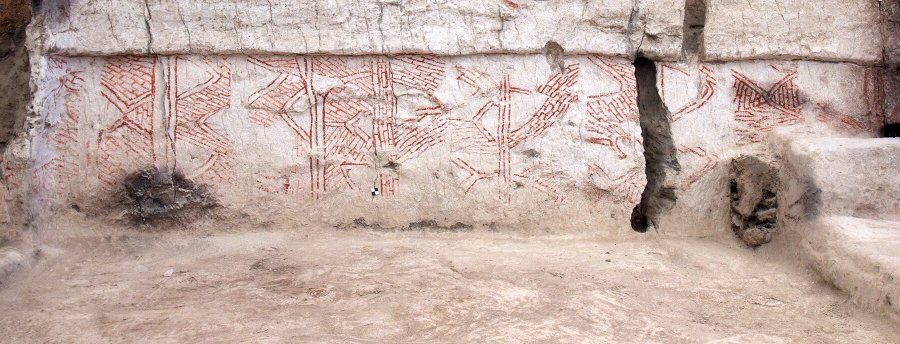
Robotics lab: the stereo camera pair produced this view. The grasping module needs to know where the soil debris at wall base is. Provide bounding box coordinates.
[122,168,217,225]
[730,155,778,246]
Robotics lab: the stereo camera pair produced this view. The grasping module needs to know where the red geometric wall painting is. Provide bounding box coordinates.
[165,56,234,184]
[450,62,579,201]
[581,56,646,203]
[816,69,886,134]
[97,56,158,187]
[36,58,86,191]
[247,55,447,199]
[585,56,640,160]
[731,67,803,145]
[659,64,717,122]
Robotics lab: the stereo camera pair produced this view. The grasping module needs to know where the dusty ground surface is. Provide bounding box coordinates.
[0,223,898,343]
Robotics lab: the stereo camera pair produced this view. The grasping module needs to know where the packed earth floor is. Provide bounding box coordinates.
[1,223,898,343]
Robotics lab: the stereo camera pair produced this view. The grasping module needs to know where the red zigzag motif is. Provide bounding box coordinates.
[731,68,803,145]
[166,57,235,184]
[97,56,157,186]
[247,55,447,198]
[450,63,579,202]
[585,56,641,160]
[669,64,717,122]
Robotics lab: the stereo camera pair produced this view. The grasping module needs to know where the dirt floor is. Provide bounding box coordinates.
[0,223,898,343]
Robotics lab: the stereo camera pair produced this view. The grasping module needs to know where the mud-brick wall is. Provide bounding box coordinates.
[7,0,899,234]
[0,0,31,243]
[33,55,644,233]
[657,61,899,235]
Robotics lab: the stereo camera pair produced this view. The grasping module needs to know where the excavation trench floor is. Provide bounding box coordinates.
[0,228,898,343]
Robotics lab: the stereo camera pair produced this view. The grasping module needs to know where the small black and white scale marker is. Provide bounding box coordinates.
[371,187,380,196]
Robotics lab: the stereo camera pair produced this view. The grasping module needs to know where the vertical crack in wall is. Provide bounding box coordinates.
[682,0,707,60]
[626,0,644,57]
[631,57,679,233]
[142,0,154,54]
[157,58,181,202]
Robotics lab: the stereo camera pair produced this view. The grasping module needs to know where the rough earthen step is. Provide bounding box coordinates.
[801,216,900,322]
[776,135,900,321]
[778,136,900,221]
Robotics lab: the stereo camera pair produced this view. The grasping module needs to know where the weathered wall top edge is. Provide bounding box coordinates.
[36,0,686,61]
[39,47,638,60]
[40,48,888,67]
[41,47,887,67]
[34,0,897,65]
[700,53,886,67]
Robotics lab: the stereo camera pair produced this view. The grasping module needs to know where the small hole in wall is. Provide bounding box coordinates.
[630,206,648,233]
[384,160,400,170]
[883,123,900,138]
[543,41,566,73]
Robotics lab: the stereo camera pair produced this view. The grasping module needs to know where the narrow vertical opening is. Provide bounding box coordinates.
[0,0,33,151]
[682,0,707,59]
[631,57,679,233]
